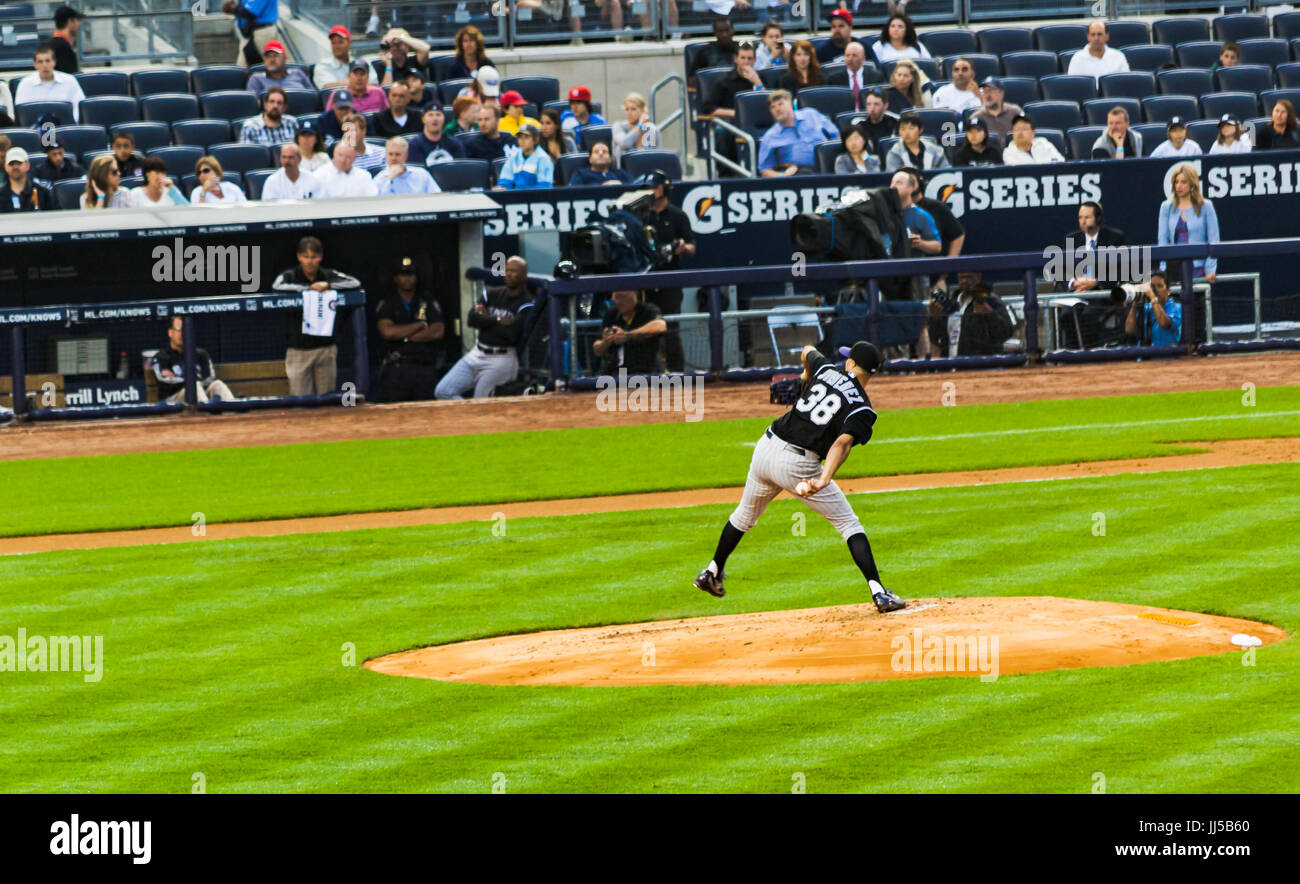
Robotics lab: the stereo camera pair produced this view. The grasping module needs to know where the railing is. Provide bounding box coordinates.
[0,2,193,68]
[650,72,687,169]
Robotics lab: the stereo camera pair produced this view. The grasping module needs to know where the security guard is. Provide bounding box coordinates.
[375,256,445,401]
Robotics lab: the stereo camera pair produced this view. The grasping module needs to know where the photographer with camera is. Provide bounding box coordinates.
[1123,272,1181,346]
[643,172,694,373]
[928,272,1016,358]
[372,28,431,86]
[592,290,668,376]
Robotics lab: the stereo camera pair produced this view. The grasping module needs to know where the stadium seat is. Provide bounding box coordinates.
[835,110,867,130]
[248,63,308,80]
[129,68,190,98]
[820,61,846,84]
[1175,41,1223,69]
[281,89,319,117]
[74,71,129,97]
[875,135,899,160]
[190,65,248,94]
[426,159,489,192]
[1131,122,1169,155]
[1140,95,1198,124]
[180,170,242,197]
[734,90,775,134]
[881,58,939,82]
[1057,50,1078,71]
[430,55,459,83]
[999,77,1039,107]
[554,152,588,186]
[199,90,260,122]
[1185,119,1221,152]
[976,27,1033,56]
[1277,63,1300,88]
[1261,89,1300,114]
[146,145,205,177]
[15,101,74,126]
[140,93,200,124]
[1200,92,1260,121]
[439,78,472,105]
[171,119,233,148]
[542,98,599,117]
[941,54,998,83]
[1120,44,1174,73]
[53,179,86,210]
[501,76,559,107]
[1035,127,1067,158]
[1213,14,1269,43]
[111,121,170,152]
[919,30,976,57]
[52,125,107,158]
[1215,65,1272,94]
[1001,51,1058,78]
[1034,24,1088,55]
[1293,38,1300,62]
[1085,97,1141,125]
[1153,18,1211,47]
[1023,101,1082,133]
[620,149,682,180]
[795,87,854,120]
[490,157,505,184]
[1157,68,1213,96]
[907,107,960,141]
[1275,12,1300,41]
[1237,39,1290,69]
[79,95,139,128]
[1040,75,1096,104]
[579,125,612,152]
[1065,125,1106,160]
[0,127,42,153]
[243,168,274,200]
[208,142,271,173]
[1099,72,1156,100]
[758,65,786,90]
[813,139,842,175]
[1104,21,1151,49]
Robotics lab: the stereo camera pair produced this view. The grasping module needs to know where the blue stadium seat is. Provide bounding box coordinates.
[1237,39,1290,69]
[79,95,139,128]
[1153,19,1210,47]
[1065,125,1105,160]
[426,159,490,192]
[919,29,977,57]
[52,125,107,158]
[734,90,774,135]
[1036,128,1067,159]
[1213,14,1269,43]
[146,145,205,178]
[579,125,612,152]
[542,98,601,117]
[171,119,233,148]
[693,66,730,116]
[501,76,559,107]
[130,68,190,98]
[796,87,854,120]
[180,170,242,198]
[1104,21,1151,49]
[758,65,786,90]
[1185,119,1221,152]
[1175,41,1223,69]
[813,140,842,175]
[1157,68,1213,96]
[1023,101,1082,133]
[1100,72,1156,100]
[880,58,940,82]
[0,127,42,153]
[1001,51,1058,78]
[620,149,683,181]
[439,78,472,105]
[999,77,1039,107]
[243,168,274,200]
[53,179,86,210]
[190,65,248,94]
[1131,123,1169,155]
[491,157,505,185]
[907,107,960,141]
[555,152,588,186]
[430,55,459,83]
[1277,63,1300,87]
[1276,12,1300,41]
[199,90,260,122]
[15,101,74,126]
[1215,65,1273,94]
[282,88,319,117]
[74,71,129,97]
[1057,49,1078,71]
[1040,75,1096,104]
[941,54,998,83]
[976,27,1033,56]
[1261,89,1300,114]
[1120,44,1174,73]
[1200,92,1260,121]
[1293,38,1300,62]
[140,93,200,124]
[111,121,170,152]
[1084,97,1141,125]
[1034,24,1088,54]
[1141,95,1198,124]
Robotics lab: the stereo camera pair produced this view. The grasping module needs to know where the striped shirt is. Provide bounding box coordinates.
[239,114,299,145]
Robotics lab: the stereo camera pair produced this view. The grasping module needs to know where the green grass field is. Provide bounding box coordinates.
[1,385,1296,793]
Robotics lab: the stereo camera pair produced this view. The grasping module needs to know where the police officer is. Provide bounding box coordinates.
[375,256,445,402]
[643,171,695,373]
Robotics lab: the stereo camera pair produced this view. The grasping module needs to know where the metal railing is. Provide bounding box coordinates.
[649,72,687,168]
[0,3,194,68]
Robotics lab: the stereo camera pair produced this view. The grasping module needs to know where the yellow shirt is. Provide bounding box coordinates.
[500,113,541,136]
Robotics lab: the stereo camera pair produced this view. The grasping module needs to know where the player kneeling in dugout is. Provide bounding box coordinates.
[151,316,237,404]
[375,256,445,402]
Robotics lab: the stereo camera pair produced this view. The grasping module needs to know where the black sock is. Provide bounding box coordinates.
[847,532,881,584]
[711,520,746,573]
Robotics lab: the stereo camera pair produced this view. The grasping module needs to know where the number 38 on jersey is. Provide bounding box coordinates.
[795,382,843,426]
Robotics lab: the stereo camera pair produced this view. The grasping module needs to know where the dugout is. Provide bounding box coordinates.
[0,194,501,414]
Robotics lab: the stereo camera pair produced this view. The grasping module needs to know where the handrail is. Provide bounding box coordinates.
[707,115,757,178]
[649,72,687,167]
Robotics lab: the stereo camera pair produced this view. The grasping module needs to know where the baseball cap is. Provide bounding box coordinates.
[348,59,369,73]
[568,85,593,103]
[476,65,501,97]
[5,146,28,164]
[1010,112,1033,127]
[979,75,1004,90]
[837,341,883,373]
[332,88,354,107]
[1166,115,1186,129]
[263,39,286,55]
[297,118,316,133]
[395,256,416,274]
[829,8,853,26]
[965,114,988,131]
[1218,112,1240,127]
[43,136,64,151]
[517,123,541,140]
[499,90,527,107]
[328,25,350,39]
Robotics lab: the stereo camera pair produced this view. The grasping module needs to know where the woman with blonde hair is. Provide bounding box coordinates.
[190,155,247,204]
[1157,163,1220,285]
[449,25,492,80]
[612,92,659,164]
[779,40,822,96]
[884,58,930,112]
[81,154,128,209]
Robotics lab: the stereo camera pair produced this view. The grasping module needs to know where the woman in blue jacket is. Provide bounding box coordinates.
[1157,163,1220,286]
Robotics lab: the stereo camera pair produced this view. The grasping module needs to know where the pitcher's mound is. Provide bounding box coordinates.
[365,596,1287,686]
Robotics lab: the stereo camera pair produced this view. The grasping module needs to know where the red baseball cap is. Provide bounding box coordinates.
[499,90,527,107]
[567,85,593,103]
[263,39,286,54]
[829,8,852,26]
[328,25,350,39]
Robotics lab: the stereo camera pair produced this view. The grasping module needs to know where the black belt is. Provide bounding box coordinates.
[765,427,808,457]
[478,344,513,355]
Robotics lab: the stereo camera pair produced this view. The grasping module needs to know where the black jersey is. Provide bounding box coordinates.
[769,349,876,459]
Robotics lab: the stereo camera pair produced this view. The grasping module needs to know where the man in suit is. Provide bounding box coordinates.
[826,41,874,111]
[1062,200,1125,292]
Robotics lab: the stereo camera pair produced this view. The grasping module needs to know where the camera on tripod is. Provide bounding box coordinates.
[562,189,665,275]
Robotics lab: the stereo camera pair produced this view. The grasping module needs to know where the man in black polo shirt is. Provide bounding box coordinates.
[0,148,53,212]
[271,236,362,396]
[151,316,237,403]
[643,172,694,372]
[700,41,762,121]
[435,255,536,399]
[375,256,445,402]
[857,89,899,157]
[593,289,668,375]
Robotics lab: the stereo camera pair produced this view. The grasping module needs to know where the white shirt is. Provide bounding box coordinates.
[14,70,86,122]
[1066,45,1130,83]
[1208,136,1251,155]
[374,164,440,195]
[128,185,186,207]
[1149,139,1203,159]
[313,56,379,90]
[931,83,981,114]
[0,80,12,116]
[190,181,247,204]
[872,41,932,65]
[260,167,321,200]
[300,152,331,173]
[1003,137,1065,165]
[316,163,380,198]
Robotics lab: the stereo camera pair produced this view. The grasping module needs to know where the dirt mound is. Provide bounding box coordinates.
[365,597,1287,686]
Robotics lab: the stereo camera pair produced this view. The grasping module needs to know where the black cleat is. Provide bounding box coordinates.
[694,568,726,598]
[872,587,906,613]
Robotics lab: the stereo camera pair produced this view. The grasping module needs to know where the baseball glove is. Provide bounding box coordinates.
[770,374,803,405]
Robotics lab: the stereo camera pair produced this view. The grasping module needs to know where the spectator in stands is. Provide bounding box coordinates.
[1124,271,1181,346]
[246,41,313,95]
[1209,114,1251,155]
[1002,114,1064,165]
[0,148,52,212]
[929,275,1016,357]
[326,61,389,114]
[592,289,667,375]
[883,58,929,113]
[873,12,931,66]
[818,8,864,65]
[0,136,9,167]
[127,155,187,207]
[1062,200,1125,293]
[932,57,980,114]
[15,45,85,122]
[562,86,606,136]
[702,41,763,120]
[375,137,439,195]
[755,20,789,71]
[376,255,444,402]
[1067,20,1130,84]
[611,93,658,165]
[834,123,881,174]
[539,108,576,161]
[973,76,1020,142]
[889,167,941,263]
[1092,107,1141,159]
[463,105,518,164]
[260,143,320,200]
[1149,116,1202,159]
[885,111,948,171]
[372,80,422,137]
[689,17,739,87]
[569,141,631,186]
[0,82,12,127]
[316,89,354,148]
[448,25,493,81]
[81,154,128,208]
[239,86,299,145]
[316,142,379,198]
[758,89,837,177]
[295,121,330,172]
[408,107,466,167]
[1211,41,1240,71]
[644,171,692,370]
[110,131,144,178]
[222,0,282,67]
[51,6,81,75]
[274,236,362,395]
[314,25,376,90]
[953,114,1001,166]
[374,28,431,86]
[856,88,898,155]
[339,113,386,172]
[903,165,965,295]
[1255,100,1300,151]
[152,316,237,404]
[495,123,554,190]
[779,40,822,96]
[404,72,434,113]
[446,96,481,137]
[32,137,83,182]
[500,91,542,138]
[191,156,247,204]
[1158,163,1219,285]
[468,66,502,107]
[435,255,534,399]
[828,42,874,111]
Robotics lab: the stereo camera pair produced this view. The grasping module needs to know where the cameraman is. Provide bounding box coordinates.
[644,172,694,373]
[929,273,1015,358]
[1123,272,1181,346]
